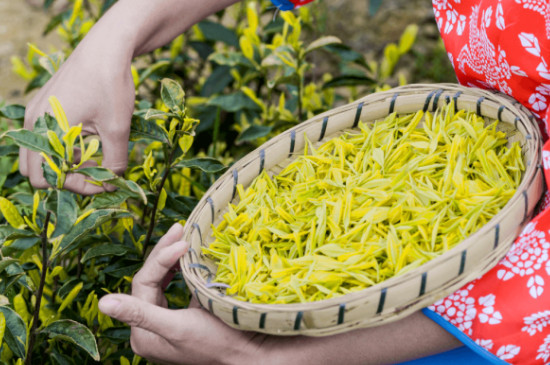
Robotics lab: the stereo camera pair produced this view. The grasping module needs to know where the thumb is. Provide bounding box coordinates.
[99,294,182,335]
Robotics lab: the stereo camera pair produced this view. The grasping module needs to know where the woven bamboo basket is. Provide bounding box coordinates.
[180,84,544,336]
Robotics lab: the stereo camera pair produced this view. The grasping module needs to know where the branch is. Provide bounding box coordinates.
[142,146,178,255]
[25,210,51,365]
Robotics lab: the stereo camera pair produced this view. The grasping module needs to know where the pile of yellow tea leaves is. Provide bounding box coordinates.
[203,104,524,304]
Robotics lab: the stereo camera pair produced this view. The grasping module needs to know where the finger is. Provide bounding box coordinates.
[132,240,188,302]
[98,294,185,336]
[27,151,50,189]
[19,147,28,177]
[23,96,53,188]
[99,119,130,176]
[62,171,107,195]
[132,239,189,300]
[153,223,185,252]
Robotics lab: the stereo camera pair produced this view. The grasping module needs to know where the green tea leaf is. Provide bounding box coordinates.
[160,78,185,113]
[33,113,62,136]
[201,66,233,97]
[236,124,272,143]
[130,117,170,144]
[6,237,40,251]
[3,129,57,156]
[89,190,133,209]
[207,92,261,112]
[138,60,170,85]
[42,12,63,35]
[175,157,226,173]
[208,52,252,67]
[144,109,174,121]
[189,41,214,60]
[0,225,36,241]
[305,36,341,54]
[25,72,50,93]
[398,24,418,54]
[0,311,5,348]
[0,105,25,120]
[103,259,142,278]
[52,209,131,259]
[0,306,27,359]
[163,194,198,219]
[106,179,147,204]
[198,20,239,47]
[100,327,130,344]
[323,75,376,89]
[50,351,76,365]
[53,190,78,238]
[0,145,20,156]
[42,161,58,187]
[57,278,79,300]
[41,320,100,361]
[76,167,117,181]
[324,44,370,69]
[58,282,83,313]
[77,167,148,203]
[0,259,18,275]
[81,245,129,263]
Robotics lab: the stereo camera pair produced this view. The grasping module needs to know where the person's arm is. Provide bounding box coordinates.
[21,0,239,195]
[98,224,461,365]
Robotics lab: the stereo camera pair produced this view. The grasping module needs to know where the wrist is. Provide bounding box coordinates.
[238,334,294,365]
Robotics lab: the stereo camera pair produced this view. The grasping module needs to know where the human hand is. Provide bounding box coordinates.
[20,30,135,195]
[20,0,242,195]
[98,223,266,365]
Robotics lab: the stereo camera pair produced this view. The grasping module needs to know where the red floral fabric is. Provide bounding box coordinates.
[429,1,550,363]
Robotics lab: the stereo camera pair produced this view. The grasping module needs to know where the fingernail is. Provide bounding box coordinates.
[98,297,120,314]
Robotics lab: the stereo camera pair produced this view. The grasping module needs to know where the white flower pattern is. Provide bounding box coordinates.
[430,283,477,335]
[496,221,550,298]
[475,338,494,351]
[514,0,550,39]
[537,335,550,363]
[497,344,521,360]
[478,294,503,325]
[522,311,550,336]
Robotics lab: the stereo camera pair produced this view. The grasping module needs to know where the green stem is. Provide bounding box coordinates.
[297,55,304,121]
[140,204,149,226]
[143,146,178,256]
[25,210,51,365]
[212,108,221,158]
[27,180,35,195]
[77,248,83,279]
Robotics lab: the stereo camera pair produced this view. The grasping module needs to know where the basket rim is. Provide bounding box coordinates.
[180,83,543,313]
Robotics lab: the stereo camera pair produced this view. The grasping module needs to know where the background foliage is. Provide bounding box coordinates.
[0,0,454,363]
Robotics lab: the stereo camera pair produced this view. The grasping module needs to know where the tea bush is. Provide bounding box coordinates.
[0,0,426,363]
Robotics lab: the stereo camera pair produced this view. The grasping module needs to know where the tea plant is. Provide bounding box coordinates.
[1,0,422,363]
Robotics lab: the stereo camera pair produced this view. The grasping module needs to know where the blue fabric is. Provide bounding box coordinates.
[270,0,295,11]
[420,308,508,365]
[399,346,493,364]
